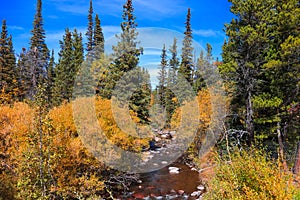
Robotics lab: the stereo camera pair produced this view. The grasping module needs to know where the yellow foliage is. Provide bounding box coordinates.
[204,150,297,200]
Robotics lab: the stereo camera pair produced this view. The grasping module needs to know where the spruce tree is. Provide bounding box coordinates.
[0,19,17,103]
[52,29,74,105]
[178,8,194,84]
[169,38,179,85]
[112,0,142,73]
[106,0,142,100]
[18,0,49,100]
[93,14,104,54]
[129,68,151,124]
[157,44,168,107]
[73,29,84,67]
[30,0,49,60]
[220,0,265,145]
[163,38,180,124]
[110,0,146,123]
[86,0,94,52]
[193,50,205,92]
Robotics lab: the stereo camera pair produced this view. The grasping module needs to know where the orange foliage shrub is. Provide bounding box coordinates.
[0,102,34,199]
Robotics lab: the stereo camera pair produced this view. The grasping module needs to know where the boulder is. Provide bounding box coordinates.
[178,190,185,195]
[197,185,205,190]
[191,191,201,197]
[169,167,180,174]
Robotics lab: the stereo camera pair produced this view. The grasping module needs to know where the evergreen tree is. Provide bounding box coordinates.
[178,8,194,84]
[193,50,205,92]
[165,69,177,126]
[73,29,84,67]
[93,14,104,54]
[219,0,273,146]
[253,0,300,167]
[18,0,49,100]
[112,0,142,73]
[0,19,18,103]
[129,68,151,124]
[164,38,180,124]
[157,44,168,107]
[169,38,179,85]
[86,0,94,52]
[220,0,299,153]
[194,43,213,92]
[104,0,142,100]
[53,29,83,105]
[17,47,47,100]
[30,0,49,60]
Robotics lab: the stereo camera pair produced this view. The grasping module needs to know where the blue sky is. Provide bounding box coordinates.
[1,0,234,85]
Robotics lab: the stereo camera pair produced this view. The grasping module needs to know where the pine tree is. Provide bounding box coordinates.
[0,19,18,103]
[86,0,94,52]
[17,47,47,100]
[179,8,194,84]
[193,50,205,92]
[18,0,49,100]
[104,0,142,100]
[219,0,274,146]
[52,29,74,105]
[93,14,104,54]
[73,29,84,67]
[193,43,213,92]
[169,38,179,85]
[157,44,168,107]
[30,0,49,60]
[253,0,299,167]
[112,0,142,73]
[164,38,180,124]
[129,68,151,124]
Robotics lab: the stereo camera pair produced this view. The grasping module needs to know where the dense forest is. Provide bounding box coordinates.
[0,0,299,199]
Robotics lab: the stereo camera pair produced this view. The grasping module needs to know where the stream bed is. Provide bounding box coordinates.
[119,162,205,199]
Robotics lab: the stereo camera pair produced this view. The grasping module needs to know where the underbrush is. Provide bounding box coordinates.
[203,149,299,200]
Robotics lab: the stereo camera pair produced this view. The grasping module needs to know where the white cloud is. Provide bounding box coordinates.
[193,29,224,37]
[47,0,186,19]
[8,26,24,31]
[134,0,186,16]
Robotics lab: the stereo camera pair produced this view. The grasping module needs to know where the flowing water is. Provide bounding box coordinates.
[120,162,204,199]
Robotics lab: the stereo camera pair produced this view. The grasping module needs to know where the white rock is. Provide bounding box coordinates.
[161,161,168,164]
[169,169,180,174]
[168,167,179,171]
[170,131,176,136]
[161,134,168,139]
[154,137,161,142]
[197,185,205,190]
[191,191,201,197]
[169,167,180,174]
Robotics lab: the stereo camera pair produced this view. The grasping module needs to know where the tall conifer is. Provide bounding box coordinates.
[179,8,194,84]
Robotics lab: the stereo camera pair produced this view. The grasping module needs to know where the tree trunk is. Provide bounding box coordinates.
[293,141,300,174]
[277,122,288,171]
[246,90,254,146]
